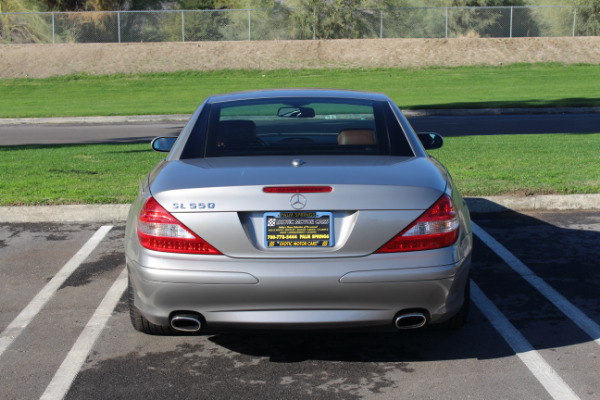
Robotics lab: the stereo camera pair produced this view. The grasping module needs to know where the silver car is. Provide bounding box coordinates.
[125,89,472,334]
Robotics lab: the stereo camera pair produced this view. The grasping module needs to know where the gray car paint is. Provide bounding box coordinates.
[124,89,472,331]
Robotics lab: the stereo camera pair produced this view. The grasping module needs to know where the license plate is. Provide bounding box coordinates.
[264,212,333,247]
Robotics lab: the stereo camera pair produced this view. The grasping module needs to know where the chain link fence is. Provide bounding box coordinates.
[1,6,597,44]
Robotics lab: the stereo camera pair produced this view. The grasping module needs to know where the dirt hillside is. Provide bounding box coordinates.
[1,37,600,78]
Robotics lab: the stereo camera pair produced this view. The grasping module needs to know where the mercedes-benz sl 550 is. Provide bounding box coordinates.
[124,89,472,334]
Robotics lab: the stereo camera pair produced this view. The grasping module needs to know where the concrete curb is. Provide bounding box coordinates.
[465,194,600,214]
[0,204,131,223]
[1,194,599,223]
[2,107,600,126]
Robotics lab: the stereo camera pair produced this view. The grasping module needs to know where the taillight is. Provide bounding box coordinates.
[376,194,459,253]
[137,197,221,255]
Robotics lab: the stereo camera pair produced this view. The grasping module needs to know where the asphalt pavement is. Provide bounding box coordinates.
[1,211,599,399]
[2,107,600,146]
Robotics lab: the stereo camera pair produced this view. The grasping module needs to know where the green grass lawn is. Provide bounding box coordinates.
[1,63,599,118]
[1,133,599,206]
[428,133,600,196]
[0,143,165,205]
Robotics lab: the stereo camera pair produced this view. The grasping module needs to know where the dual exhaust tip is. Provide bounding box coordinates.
[394,312,427,330]
[171,313,202,332]
[171,312,427,332]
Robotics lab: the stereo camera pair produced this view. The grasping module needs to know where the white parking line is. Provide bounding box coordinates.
[471,281,581,400]
[40,268,127,400]
[0,225,113,359]
[472,222,600,346]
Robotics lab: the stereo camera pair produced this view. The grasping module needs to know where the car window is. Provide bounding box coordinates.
[184,97,414,158]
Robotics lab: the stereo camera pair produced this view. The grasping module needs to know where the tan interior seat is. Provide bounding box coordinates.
[337,129,376,145]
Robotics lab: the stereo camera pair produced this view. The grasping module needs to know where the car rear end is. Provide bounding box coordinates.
[124,90,472,333]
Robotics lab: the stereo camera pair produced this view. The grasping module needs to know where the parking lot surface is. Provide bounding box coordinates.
[1,210,599,400]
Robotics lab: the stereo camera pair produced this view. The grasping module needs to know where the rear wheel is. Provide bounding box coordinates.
[128,278,175,335]
[430,279,470,331]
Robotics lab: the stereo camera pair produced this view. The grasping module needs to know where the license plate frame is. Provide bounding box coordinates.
[264,211,333,248]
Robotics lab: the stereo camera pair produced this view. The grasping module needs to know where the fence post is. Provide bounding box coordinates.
[380,9,383,39]
[572,7,577,37]
[510,7,513,38]
[117,11,121,43]
[181,10,185,42]
[445,7,448,39]
[313,8,316,40]
[248,9,251,40]
[52,12,55,44]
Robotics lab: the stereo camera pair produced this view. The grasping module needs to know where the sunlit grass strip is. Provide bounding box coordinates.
[0,133,599,206]
[1,63,599,118]
[0,143,165,205]
[429,133,600,196]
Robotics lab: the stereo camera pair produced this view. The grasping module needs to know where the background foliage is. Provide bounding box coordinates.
[2,0,600,43]
[4,0,599,13]
[575,0,600,35]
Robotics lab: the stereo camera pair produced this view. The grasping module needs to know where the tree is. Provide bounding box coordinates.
[448,0,539,37]
[174,0,237,41]
[289,0,378,39]
[40,0,165,11]
[42,0,86,11]
[1,0,50,43]
[1,0,45,12]
[575,0,600,35]
[373,0,448,38]
[172,0,282,41]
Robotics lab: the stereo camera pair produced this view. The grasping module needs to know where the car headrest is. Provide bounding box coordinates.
[338,129,376,145]
[217,120,259,150]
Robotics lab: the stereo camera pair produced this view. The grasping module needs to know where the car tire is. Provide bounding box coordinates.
[128,278,175,335]
[429,279,470,331]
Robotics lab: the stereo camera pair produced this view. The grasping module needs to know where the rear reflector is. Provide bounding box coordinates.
[263,186,333,193]
[376,194,459,253]
[137,197,221,255]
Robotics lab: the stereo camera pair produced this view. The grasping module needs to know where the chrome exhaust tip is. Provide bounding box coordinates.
[171,313,202,332]
[394,313,427,330]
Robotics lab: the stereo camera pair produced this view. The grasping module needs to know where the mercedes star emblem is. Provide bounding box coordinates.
[290,194,307,210]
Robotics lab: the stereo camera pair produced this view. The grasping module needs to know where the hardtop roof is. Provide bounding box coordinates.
[205,89,390,104]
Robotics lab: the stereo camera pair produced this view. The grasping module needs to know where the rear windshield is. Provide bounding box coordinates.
[184,97,414,158]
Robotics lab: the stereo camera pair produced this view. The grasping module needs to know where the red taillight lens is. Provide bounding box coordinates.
[137,197,221,255]
[376,194,459,253]
[263,186,332,193]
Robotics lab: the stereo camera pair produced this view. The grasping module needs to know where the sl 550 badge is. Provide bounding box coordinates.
[172,203,215,210]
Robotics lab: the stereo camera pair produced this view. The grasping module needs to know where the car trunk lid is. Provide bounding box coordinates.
[149,156,447,258]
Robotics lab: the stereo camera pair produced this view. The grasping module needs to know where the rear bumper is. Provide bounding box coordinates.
[127,245,471,329]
